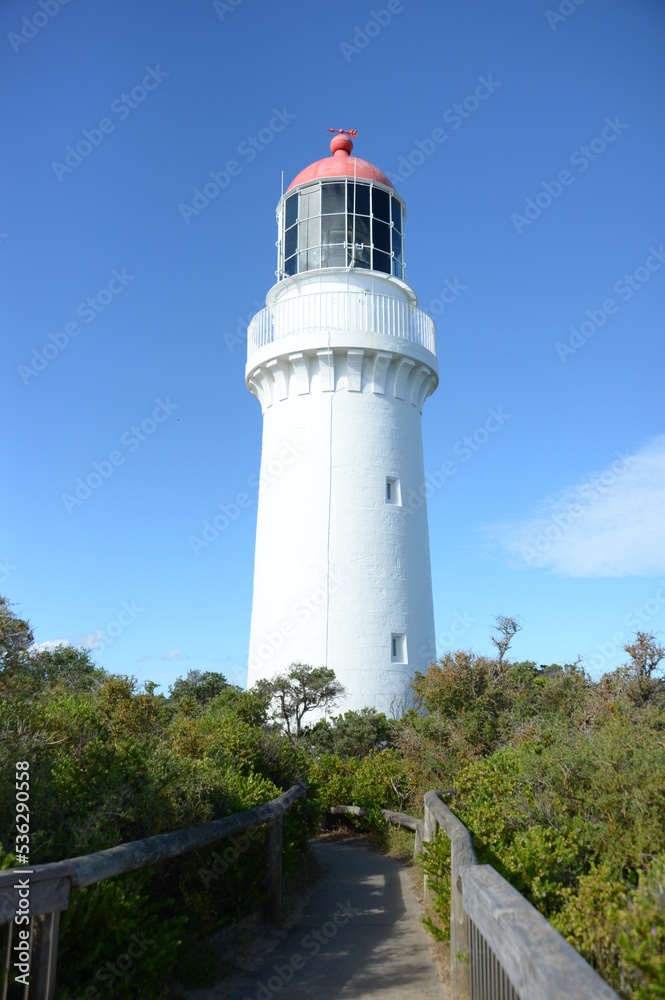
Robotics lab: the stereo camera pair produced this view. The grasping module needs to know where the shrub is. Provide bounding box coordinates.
[618,857,665,999]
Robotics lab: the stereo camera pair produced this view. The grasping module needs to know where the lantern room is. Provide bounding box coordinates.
[277,131,406,281]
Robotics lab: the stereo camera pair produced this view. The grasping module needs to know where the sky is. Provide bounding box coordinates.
[2,0,665,693]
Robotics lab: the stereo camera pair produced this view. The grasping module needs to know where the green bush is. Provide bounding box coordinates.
[618,857,665,999]
[57,873,185,999]
[419,830,452,942]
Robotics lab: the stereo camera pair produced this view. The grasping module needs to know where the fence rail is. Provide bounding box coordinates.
[328,794,620,1000]
[0,782,306,999]
[247,288,436,359]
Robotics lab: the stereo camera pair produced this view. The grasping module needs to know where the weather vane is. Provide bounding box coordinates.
[327,128,358,137]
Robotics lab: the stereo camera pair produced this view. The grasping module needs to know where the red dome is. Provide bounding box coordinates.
[287,133,394,191]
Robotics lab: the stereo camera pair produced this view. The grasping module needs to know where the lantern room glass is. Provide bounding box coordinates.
[280,179,404,280]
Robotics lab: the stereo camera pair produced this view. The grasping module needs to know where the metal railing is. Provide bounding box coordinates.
[0,783,306,999]
[329,793,621,1000]
[247,288,436,360]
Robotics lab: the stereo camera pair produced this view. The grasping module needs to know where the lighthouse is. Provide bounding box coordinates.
[245,131,438,715]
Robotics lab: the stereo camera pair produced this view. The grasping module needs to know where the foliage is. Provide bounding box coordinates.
[551,865,627,992]
[419,831,452,941]
[617,857,665,999]
[0,595,33,672]
[489,614,523,669]
[56,873,185,1000]
[253,663,345,743]
[624,631,665,682]
[300,707,394,758]
[403,630,665,999]
[307,747,412,814]
[0,600,316,999]
[168,668,230,705]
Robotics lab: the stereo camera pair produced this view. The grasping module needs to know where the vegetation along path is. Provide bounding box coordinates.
[190,838,445,999]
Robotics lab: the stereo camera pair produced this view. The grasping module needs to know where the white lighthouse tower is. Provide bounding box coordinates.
[245,131,438,715]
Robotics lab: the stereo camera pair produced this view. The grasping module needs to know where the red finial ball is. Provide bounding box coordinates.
[330,132,353,156]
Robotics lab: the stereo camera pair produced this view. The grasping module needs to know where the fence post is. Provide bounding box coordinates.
[413,822,423,859]
[422,798,437,901]
[450,832,472,1000]
[423,798,437,843]
[266,816,283,927]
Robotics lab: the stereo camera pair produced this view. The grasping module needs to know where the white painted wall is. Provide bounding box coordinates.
[246,270,438,716]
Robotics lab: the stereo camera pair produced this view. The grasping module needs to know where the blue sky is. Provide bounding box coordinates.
[3,0,664,692]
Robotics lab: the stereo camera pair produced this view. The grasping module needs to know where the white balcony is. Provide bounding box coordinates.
[247,288,436,363]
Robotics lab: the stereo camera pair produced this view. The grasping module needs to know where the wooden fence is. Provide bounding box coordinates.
[328,792,620,1000]
[0,782,306,999]
[2,785,624,1000]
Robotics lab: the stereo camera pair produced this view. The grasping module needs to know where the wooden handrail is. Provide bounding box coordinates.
[462,865,619,1000]
[0,782,306,998]
[0,781,305,902]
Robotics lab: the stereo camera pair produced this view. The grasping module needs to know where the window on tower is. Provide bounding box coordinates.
[391,633,407,663]
[386,477,401,505]
[278,180,405,281]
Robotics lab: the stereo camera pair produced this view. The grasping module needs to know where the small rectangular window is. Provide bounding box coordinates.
[299,185,320,220]
[348,182,370,216]
[299,218,320,249]
[321,214,346,245]
[285,194,298,229]
[349,216,371,246]
[348,245,371,269]
[322,182,346,214]
[386,477,400,504]
[285,225,297,259]
[372,187,391,222]
[373,219,391,253]
[298,248,321,271]
[373,249,391,273]
[391,633,407,663]
[322,245,346,268]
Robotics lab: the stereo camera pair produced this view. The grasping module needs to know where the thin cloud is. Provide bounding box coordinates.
[76,630,104,650]
[162,648,184,660]
[487,434,665,577]
[31,639,68,653]
[137,654,153,663]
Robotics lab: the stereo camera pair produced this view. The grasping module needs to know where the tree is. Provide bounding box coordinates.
[490,615,523,672]
[27,643,102,691]
[168,670,229,705]
[1,597,103,698]
[623,631,665,682]
[302,708,393,758]
[620,630,665,703]
[413,650,491,716]
[254,664,345,744]
[0,596,33,674]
